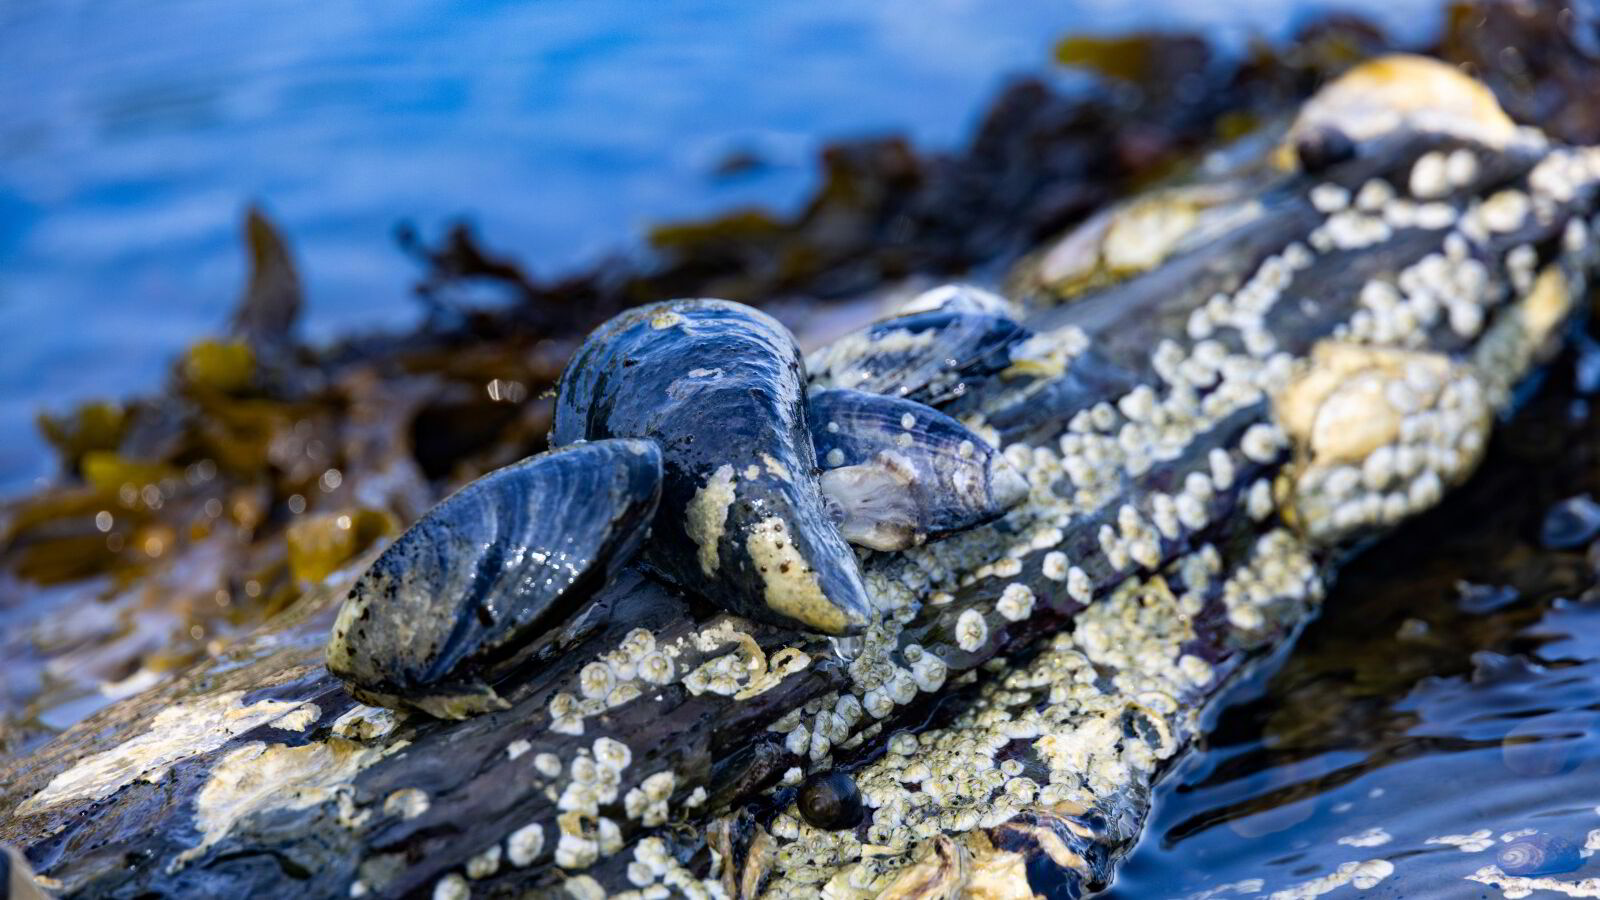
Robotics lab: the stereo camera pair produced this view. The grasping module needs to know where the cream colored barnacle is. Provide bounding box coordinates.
[954,609,989,652]
[746,516,853,634]
[1278,54,1518,170]
[1272,341,1490,543]
[1024,183,1252,299]
[876,836,970,898]
[506,822,546,866]
[686,464,737,576]
[1521,266,1575,349]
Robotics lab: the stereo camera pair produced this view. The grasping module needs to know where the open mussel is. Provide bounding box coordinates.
[810,388,1027,550]
[552,299,874,635]
[326,439,662,718]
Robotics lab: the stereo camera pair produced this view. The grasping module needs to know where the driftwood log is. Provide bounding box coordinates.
[5,62,1600,900]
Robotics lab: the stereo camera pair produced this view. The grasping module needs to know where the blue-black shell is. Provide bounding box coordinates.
[327,438,663,718]
[552,299,873,635]
[807,299,1033,407]
[809,388,1027,550]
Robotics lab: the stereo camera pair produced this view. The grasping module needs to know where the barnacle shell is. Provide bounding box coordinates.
[878,836,970,899]
[326,439,663,718]
[553,299,873,635]
[807,292,1032,407]
[810,388,1027,550]
[1026,182,1259,299]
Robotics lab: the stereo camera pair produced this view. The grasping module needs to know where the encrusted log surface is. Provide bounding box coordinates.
[5,118,1600,900]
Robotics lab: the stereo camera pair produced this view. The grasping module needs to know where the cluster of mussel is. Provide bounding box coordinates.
[326,287,1034,715]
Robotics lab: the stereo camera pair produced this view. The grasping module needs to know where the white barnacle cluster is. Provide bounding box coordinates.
[1003,324,1090,381]
[1059,347,1291,503]
[1057,389,1285,580]
[1185,241,1314,354]
[615,836,727,899]
[1460,147,1600,409]
[1274,342,1490,544]
[759,606,951,770]
[1348,149,1475,236]
[1215,529,1323,633]
[763,565,1217,898]
[769,691,868,762]
[545,627,675,736]
[681,630,810,701]
[1346,147,1600,358]
[1408,147,1481,200]
[1265,859,1397,899]
[623,771,677,827]
[1308,178,1403,252]
[1529,145,1600,206]
[550,737,633,872]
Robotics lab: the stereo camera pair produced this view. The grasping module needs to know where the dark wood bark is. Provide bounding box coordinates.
[3,130,1597,900]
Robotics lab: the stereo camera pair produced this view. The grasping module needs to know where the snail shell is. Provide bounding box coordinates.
[553,299,873,635]
[810,388,1027,550]
[326,439,662,718]
[797,771,864,831]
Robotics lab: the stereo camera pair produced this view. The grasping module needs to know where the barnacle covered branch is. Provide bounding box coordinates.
[4,54,1600,900]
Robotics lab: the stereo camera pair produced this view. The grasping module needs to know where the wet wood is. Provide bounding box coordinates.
[3,128,1597,900]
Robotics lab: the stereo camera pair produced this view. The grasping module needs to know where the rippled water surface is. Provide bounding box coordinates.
[0,0,1443,496]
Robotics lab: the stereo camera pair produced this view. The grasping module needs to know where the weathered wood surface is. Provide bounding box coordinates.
[5,109,1600,900]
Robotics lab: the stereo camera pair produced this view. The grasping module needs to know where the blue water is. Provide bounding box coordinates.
[0,0,1441,495]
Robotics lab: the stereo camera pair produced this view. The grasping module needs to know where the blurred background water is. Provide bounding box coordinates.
[0,0,1445,498]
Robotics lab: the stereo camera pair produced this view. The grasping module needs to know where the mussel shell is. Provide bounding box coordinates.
[326,439,662,718]
[810,388,1027,550]
[807,300,1032,407]
[552,299,873,635]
